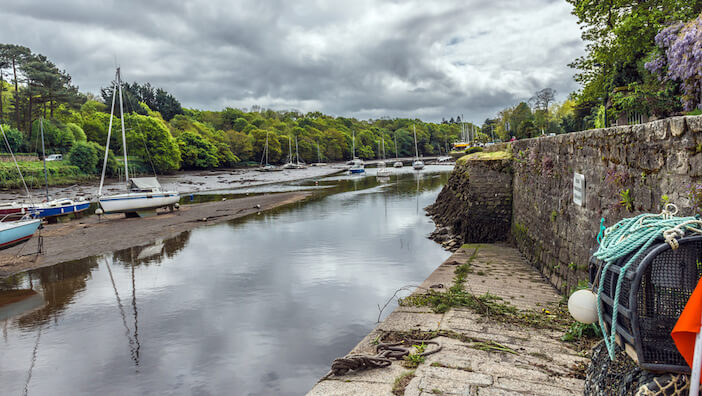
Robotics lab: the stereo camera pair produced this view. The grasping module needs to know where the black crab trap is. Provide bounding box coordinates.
[589,235,702,373]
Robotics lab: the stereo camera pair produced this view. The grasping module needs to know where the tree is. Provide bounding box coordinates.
[0,44,31,130]
[0,124,23,152]
[177,131,218,169]
[566,0,700,109]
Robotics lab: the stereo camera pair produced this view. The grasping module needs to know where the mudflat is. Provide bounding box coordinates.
[0,191,310,278]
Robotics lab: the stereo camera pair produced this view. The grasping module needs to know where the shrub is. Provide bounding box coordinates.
[68,141,99,174]
[465,146,483,154]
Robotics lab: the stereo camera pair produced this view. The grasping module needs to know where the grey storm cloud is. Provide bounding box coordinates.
[0,0,585,123]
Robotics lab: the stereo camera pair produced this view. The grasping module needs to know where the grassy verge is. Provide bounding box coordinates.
[0,161,93,189]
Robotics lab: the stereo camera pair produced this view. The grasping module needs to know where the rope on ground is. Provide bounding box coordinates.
[595,204,702,360]
[320,339,442,381]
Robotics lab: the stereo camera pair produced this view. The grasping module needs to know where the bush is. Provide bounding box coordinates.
[465,146,483,154]
[0,125,24,153]
[69,141,99,174]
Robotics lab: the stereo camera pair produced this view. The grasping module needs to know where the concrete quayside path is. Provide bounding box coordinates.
[307,243,587,396]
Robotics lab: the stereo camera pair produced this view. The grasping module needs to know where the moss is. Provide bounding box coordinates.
[457,150,512,164]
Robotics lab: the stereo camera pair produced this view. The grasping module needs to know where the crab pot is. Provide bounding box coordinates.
[589,235,702,373]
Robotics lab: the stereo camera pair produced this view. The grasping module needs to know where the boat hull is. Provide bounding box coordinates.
[0,219,41,249]
[34,201,91,218]
[412,161,425,170]
[349,168,365,174]
[99,192,180,214]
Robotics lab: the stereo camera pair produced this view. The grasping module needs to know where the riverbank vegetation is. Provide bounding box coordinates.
[0,44,473,187]
[481,2,701,141]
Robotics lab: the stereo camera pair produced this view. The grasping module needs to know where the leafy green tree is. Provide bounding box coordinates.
[0,124,23,152]
[566,0,700,113]
[177,131,218,169]
[66,122,86,141]
[125,114,181,173]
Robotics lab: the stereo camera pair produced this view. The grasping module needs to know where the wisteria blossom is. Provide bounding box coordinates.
[646,14,702,111]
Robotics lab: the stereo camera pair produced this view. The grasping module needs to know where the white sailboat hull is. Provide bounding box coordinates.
[99,192,180,214]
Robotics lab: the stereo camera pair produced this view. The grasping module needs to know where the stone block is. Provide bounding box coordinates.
[686,116,702,133]
[306,380,392,396]
[670,116,686,137]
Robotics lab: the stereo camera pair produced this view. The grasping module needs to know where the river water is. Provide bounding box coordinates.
[0,166,452,396]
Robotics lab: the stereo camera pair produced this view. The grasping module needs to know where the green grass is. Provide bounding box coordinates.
[0,160,93,189]
[457,150,511,164]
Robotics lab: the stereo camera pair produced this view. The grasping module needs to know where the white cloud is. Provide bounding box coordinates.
[0,0,584,123]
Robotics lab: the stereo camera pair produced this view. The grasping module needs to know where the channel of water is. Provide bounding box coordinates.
[0,166,452,395]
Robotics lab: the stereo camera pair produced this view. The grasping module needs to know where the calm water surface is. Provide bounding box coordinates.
[0,167,452,396]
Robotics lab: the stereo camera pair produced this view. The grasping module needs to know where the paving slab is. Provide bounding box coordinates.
[306,243,586,396]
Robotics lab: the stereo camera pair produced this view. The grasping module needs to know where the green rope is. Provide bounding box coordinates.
[594,206,702,359]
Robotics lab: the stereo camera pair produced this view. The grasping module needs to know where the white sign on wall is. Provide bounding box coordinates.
[573,172,585,207]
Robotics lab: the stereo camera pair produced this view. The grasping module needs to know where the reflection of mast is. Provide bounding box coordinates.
[130,252,141,366]
[23,325,42,396]
[105,258,139,367]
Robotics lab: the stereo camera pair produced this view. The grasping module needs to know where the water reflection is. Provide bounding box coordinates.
[0,168,451,395]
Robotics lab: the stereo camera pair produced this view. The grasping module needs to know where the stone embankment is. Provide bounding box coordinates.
[307,244,587,396]
[430,116,702,293]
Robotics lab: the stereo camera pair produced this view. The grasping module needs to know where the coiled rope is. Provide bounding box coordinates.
[595,204,702,359]
[321,339,442,380]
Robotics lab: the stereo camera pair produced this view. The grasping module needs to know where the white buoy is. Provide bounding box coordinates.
[568,289,598,324]
[95,208,104,216]
[174,203,180,209]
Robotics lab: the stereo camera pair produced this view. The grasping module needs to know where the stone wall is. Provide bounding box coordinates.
[428,155,512,244]
[511,116,702,293]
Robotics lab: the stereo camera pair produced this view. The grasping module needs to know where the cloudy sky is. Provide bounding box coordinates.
[1,0,585,123]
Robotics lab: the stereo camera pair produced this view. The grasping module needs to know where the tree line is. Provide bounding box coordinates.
[0,45,474,176]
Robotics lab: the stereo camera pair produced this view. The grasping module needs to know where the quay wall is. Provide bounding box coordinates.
[432,115,702,294]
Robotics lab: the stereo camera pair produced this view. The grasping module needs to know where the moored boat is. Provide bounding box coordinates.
[0,215,41,249]
[97,68,180,217]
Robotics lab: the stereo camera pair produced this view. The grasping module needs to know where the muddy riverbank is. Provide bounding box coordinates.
[0,191,310,278]
[0,164,347,201]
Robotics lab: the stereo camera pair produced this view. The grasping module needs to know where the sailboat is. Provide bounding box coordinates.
[97,68,180,217]
[393,132,403,168]
[412,125,424,170]
[377,138,392,178]
[257,131,279,172]
[311,142,326,166]
[0,125,41,249]
[282,136,305,169]
[348,130,365,174]
[31,118,90,219]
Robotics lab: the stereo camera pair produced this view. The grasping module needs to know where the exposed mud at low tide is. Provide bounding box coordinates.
[0,191,310,278]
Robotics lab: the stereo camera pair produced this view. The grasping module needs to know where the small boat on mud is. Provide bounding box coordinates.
[97,68,180,217]
[348,130,365,174]
[412,125,424,170]
[0,215,41,249]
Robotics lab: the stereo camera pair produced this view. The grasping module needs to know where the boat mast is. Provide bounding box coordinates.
[352,130,356,159]
[98,69,119,197]
[117,68,129,186]
[413,124,419,160]
[288,136,292,164]
[40,118,49,201]
[295,136,300,165]
[317,142,321,163]
[394,133,398,159]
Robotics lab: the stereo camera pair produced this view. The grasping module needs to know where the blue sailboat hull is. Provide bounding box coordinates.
[33,202,91,218]
[0,219,41,249]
